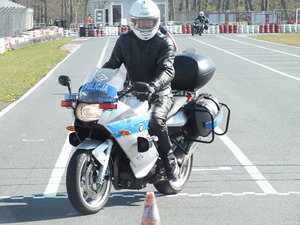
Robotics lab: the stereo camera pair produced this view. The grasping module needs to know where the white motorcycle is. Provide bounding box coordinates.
[58,51,230,215]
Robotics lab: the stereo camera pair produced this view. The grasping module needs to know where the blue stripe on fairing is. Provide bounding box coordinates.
[106,115,150,137]
[204,110,223,130]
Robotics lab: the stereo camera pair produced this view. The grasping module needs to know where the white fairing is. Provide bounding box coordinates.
[77,68,188,179]
[99,97,158,178]
[166,109,188,127]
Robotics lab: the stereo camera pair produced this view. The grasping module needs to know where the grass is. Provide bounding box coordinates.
[0,38,74,111]
[249,33,300,47]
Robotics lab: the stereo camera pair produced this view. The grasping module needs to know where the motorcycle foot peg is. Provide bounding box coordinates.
[150,135,158,142]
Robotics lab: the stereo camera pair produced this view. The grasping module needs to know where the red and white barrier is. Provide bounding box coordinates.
[1,23,299,54]
[0,38,5,54]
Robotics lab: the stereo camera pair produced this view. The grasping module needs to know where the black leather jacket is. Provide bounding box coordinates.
[195,15,209,24]
[102,30,175,94]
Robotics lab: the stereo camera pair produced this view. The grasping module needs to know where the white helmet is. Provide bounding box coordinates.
[130,0,160,40]
[199,11,204,16]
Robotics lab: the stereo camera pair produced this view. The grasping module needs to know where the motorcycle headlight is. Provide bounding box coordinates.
[75,103,103,122]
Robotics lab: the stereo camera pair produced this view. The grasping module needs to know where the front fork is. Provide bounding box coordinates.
[76,138,113,185]
[93,139,113,185]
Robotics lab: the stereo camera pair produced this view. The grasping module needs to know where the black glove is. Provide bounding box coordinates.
[136,85,155,102]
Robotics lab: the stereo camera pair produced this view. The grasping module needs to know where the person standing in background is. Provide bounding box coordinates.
[54,18,60,27]
[48,18,53,26]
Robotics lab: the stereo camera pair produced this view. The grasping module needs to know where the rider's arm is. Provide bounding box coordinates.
[165,32,178,52]
[102,37,123,69]
[150,37,175,92]
[160,25,178,52]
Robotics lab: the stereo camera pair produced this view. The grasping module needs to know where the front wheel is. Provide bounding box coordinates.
[66,150,112,215]
[192,26,195,36]
[154,155,193,195]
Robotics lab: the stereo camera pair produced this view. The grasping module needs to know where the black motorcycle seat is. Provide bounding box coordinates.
[167,96,188,119]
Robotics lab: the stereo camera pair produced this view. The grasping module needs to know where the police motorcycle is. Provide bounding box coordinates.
[192,19,209,36]
[58,51,230,215]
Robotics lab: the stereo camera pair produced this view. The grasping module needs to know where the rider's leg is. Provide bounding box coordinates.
[148,95,179,180]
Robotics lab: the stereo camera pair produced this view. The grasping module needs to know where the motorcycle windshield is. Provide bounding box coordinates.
[78,68,126,103]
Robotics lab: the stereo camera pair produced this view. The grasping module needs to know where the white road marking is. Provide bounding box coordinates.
[2,191,300,200]
[192,166,232,171]
[0,44,81,118]
[97,38,110,68]
[219,36,300,58]
[215,127,277,194]
[44,39,111,197]
[22,139,45,142]
[189,37,300,82]
[43,135,72,197]
[241,35,300,49]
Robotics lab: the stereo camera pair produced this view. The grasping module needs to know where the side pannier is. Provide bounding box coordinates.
[182,93,230,143]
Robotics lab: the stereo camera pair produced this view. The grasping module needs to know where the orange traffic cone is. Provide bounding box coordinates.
[141,192,161,225]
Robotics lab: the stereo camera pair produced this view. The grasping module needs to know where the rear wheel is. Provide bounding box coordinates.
[154,155,193,195]
[66,150,112,214]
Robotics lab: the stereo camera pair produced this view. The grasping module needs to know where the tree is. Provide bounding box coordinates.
[261,0,268,11]
[280,0,289,22]
[169,0,175,20]
[185,0,190,12]
[223,0,230,11]
[244,0,254,11]
[234,0,240,11]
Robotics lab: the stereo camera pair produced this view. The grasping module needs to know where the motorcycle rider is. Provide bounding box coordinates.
[195,11,209,24]
[102,0,179,180]
[194,11,209,34]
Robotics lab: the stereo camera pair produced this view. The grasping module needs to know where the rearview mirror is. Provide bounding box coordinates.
[58,75,70,86]
[58,75,72,93]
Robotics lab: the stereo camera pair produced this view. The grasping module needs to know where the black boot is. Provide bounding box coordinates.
[163,152,179,181]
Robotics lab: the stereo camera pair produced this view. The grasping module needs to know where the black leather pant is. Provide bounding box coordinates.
[148,95,174,157]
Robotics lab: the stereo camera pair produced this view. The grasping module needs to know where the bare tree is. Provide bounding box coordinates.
[197,0,203,13]
[217,0,223,11]
[244,0,254,11]
[261,0,268,11]
[169,0,175,20]
[178,0,183,12]
[185,0,190,12]
[223,0,230,10]
[203,0,209,10]
[234,0,240,11]
[280,0,289,22]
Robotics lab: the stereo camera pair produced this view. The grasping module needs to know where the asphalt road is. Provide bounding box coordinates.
[0,33,300,225]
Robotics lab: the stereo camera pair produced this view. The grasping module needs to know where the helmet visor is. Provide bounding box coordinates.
[131,17,159,31]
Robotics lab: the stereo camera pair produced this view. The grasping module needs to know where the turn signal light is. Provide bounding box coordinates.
[121,130,131,136]
[66,126,75,131]
[61,100,73,107]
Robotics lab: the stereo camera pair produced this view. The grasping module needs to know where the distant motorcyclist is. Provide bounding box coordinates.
[195,11,209,25]
[194,11,209,34]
